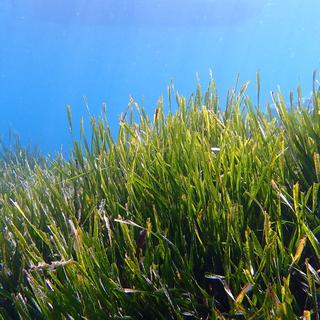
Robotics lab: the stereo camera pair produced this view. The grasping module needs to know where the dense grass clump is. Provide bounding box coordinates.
[0,76,320,319]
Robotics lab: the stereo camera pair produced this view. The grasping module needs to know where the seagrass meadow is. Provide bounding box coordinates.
[1,75,320,319]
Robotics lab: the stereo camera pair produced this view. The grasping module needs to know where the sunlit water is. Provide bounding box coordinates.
[0,0,319,154]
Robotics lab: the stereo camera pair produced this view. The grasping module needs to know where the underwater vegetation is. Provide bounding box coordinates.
[0,74,320,319]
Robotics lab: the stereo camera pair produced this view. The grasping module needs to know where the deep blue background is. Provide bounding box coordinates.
[0,0,319,155]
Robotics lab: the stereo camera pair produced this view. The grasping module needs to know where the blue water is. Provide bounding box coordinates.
[0,0,319,155]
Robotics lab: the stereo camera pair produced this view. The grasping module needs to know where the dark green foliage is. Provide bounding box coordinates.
[0,77,320,319]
